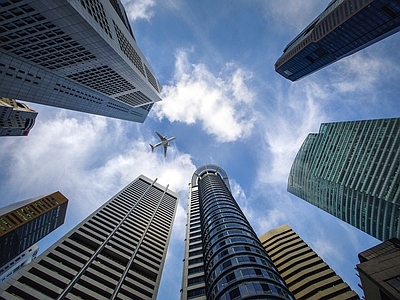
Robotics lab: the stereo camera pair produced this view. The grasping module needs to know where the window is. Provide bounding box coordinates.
[226,272,235,282]
[229,287,240,299]
[386,276,400,292]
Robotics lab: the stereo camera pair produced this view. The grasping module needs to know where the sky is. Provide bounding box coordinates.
[1,0,399,299]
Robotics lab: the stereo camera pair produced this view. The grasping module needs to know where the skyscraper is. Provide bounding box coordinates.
[357,238,400,300]
[0,191,68,269]
[0,244,38,285]
[181,164,293,300]
[275,0,400,81]
[0,97,37,136]
[259,224,359,300]
[0,0,161,122]
[288,118,400,241]
[0,175,178,300]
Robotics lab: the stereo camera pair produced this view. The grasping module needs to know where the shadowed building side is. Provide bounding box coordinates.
[260,224,359,300]
[357,238,400,300]
[0,175,178,300]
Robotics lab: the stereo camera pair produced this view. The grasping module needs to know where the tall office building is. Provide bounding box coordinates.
[0,175,178,300]
[0,0,162,122]
[288,118,400,241]
[0,244,39,286]
[0,191,68,268]
[357,238,400,300]
[275,0,400,81]
[181,164,293,300]
[0,97,37,136]
[259,224,359,300]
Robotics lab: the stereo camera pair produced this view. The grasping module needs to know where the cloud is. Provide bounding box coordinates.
[263,1,326,31]
[0,110,195,225]
[256,81,328,185]
[329,51,394,93]
[152,50,256,142]
[121,0,156,21]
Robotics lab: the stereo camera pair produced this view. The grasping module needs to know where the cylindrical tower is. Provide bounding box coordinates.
[181,164,293,300]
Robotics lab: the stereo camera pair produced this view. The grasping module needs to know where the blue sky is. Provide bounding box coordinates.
[1,0,399,299]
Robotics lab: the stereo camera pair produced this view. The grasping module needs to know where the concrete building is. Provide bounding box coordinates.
[0,175,177,300]
[0,244,38,286]
[0,191,68,269]
[259,224,359,300]
[275,0,400,81]
[357,238,400,300]
[288,118,400,241]
[180,164,293,300]
[0,0,162,122]
[0,97,37,136]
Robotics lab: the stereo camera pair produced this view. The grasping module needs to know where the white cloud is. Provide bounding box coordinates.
[263,1,326,32]
[121,0,156,21]
[257,82,328,185]
[152,50,256,142]
[330,51,394,93]
[0,111,195,225]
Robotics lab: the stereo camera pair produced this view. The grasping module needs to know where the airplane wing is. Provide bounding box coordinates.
[163,144,167,157]
[155,131,166,141]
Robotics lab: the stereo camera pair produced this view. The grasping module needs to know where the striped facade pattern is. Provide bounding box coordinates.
[288,118,400,241]
[180,165,293,300]
[275,0,400,81]
[260,224,359,300]
[0,175,177,300]
[0,0,161,122]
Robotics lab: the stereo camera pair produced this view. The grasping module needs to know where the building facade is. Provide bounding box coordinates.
[288,118,400,241]
[0,97,37,136]
[0,175,178,300]
[0,191,68,268]
[357,238,400,300]
[259,224,359,300]
[0,0,162,122]
[275,0,400,81]
[181,164,293,300]
[0,244,38,286]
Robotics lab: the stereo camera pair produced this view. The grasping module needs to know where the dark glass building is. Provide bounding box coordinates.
[0,191,68,269]
[181,164,293,300]
[0,175,177,299]
[288,118,400,241]
[275,0,400,81]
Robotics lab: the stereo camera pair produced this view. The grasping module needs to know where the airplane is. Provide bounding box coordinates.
[150,131,176,157]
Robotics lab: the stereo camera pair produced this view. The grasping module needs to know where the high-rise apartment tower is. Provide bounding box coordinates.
[181,164,293,300]
[0,0,162,122]
[275,0,400,81]
[288,118,400,241]
[0,175,178,299]
[0,97,37,136]
[260,224,359,300]
[0,191,68,269]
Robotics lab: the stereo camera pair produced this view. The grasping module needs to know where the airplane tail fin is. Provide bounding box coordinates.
[149,144,155,152]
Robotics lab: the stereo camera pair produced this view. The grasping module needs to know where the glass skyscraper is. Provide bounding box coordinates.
[275,0,400,81]
[0,175,178,299]
[0,0,161,122]
[288,118,400,241]
[181,164,293,300]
